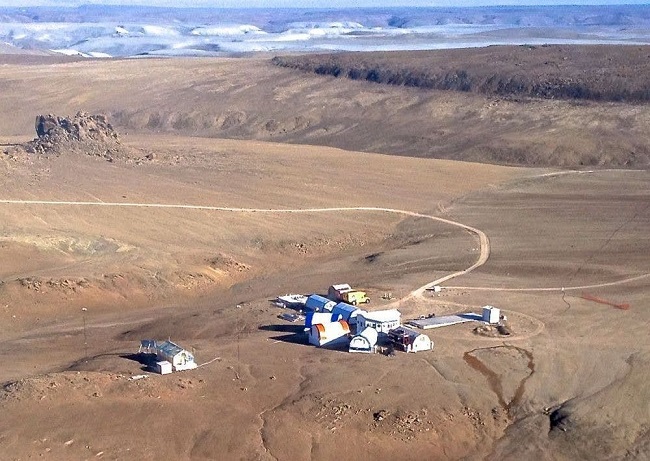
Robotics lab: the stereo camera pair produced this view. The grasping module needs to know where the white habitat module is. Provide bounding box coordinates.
[349,326,378,353]
[482,306,501,324]
[309,320,351,347]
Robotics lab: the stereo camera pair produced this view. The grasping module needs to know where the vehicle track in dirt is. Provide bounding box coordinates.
[0,199,491,301]
[2,198,647,307]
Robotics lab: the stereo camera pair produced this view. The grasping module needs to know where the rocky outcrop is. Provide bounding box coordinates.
[25,112,128,161]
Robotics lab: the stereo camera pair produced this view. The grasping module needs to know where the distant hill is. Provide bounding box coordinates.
[1,50,648,168]
[273,45,650,103]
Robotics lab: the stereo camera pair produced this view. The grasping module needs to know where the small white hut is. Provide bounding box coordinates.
[309,320,351,347]
[156,340,197,371]
[348,326,378,353]
[482,306,501,324]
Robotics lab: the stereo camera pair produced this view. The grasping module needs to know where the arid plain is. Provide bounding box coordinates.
[0,50,649,460]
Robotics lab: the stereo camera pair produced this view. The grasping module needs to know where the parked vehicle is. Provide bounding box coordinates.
[328,283,370,305]
[340,290,370,305]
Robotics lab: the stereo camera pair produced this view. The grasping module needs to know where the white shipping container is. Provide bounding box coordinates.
[156,360,173,375]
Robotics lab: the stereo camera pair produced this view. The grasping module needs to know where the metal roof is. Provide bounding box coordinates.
[354,326,378,344]
[358,309,401,323]
[407,313,482,329]
[330,283,352,291]
[305,294,334,309]
[156,340,185,357]
[389,326,420,339]
[332,302,360,315]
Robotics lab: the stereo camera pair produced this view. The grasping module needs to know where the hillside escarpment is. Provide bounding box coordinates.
[272,45,650,103]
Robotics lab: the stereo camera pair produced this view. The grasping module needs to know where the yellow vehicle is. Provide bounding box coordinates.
[341,290,370,306]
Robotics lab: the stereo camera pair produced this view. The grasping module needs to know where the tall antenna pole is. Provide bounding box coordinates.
[236,303,242,380]
[82,307,88,361]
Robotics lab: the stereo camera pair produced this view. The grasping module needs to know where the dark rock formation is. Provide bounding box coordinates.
[25,112,127,161]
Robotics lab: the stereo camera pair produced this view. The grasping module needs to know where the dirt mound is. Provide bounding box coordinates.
[14,112,137,162]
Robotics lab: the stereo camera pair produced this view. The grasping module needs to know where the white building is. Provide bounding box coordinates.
[309,320,351,347]
[155,340,197,371]
[349,327,378,353]
[356,309,401,337]
[155,361,173,375]
[388,327,433,353]
[482,306,501,324]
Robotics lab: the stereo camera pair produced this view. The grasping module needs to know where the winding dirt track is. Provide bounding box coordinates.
[0,200,490,298]
[1,199,648,297]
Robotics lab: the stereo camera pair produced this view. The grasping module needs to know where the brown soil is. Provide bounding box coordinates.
[0,50,648,168]
[0,53,648,461]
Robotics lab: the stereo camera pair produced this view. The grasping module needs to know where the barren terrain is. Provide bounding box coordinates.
[273,45,650,102]
[1,49,650,168]
[0,49,649,460]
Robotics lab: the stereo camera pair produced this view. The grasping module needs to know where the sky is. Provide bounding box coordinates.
[0,0,648,7]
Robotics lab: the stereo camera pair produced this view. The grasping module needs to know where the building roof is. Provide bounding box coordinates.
[305,311,337,328]
[389,326,420,339]
[157,340,185,357]
[311,320,350,338]
[305,294,334,309]
[354,326,378,344]
[359,309,401,323]
[406,313,482,329]
[330,283,352,292]
[140,339,156,348]
[332,302,360,315]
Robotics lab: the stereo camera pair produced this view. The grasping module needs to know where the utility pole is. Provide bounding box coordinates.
[235,303,242,380]
[82,307,88,361]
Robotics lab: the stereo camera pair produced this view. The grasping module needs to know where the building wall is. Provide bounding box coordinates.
[357,316,400,335]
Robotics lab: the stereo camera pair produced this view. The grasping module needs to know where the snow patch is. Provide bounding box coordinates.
[190,24,265,36]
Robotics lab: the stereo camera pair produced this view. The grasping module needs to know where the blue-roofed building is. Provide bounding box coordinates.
[305,294,336,313]
[331,302,363,328]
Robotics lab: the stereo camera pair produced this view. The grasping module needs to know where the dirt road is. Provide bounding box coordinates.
[0,199,491,302]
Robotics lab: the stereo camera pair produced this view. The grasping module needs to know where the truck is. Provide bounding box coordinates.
[340,290,370,306]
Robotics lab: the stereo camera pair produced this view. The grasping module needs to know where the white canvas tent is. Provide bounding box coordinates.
[348,326,378,353]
